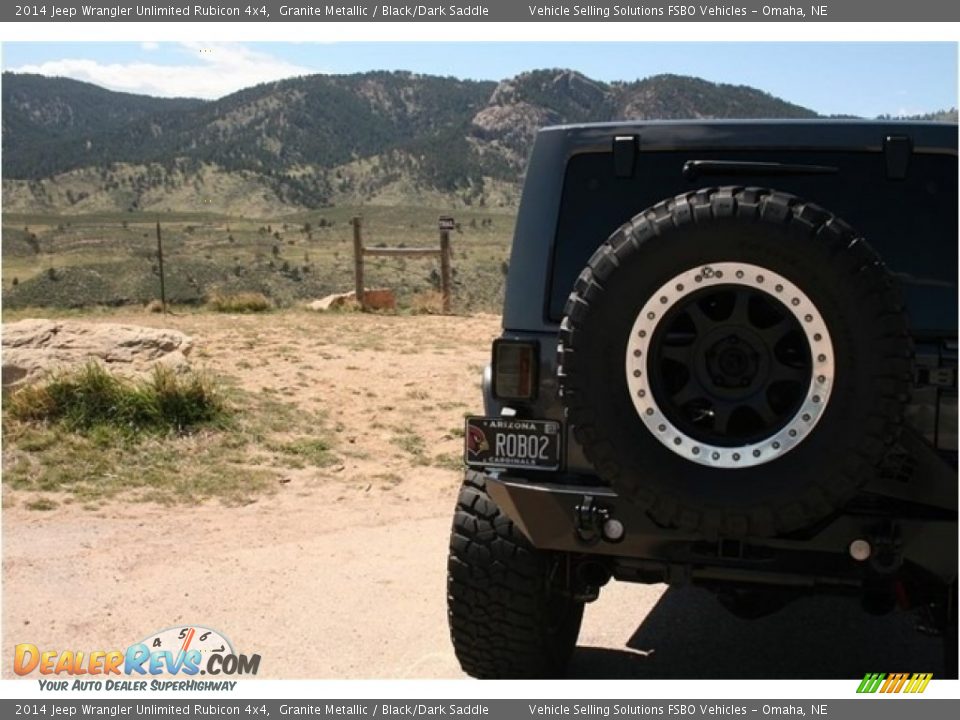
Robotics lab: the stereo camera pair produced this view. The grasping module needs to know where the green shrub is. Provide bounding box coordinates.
[7,362,225,436]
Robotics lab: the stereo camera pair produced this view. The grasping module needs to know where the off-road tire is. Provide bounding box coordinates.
[558,187,911,538]
[447,471,584,678]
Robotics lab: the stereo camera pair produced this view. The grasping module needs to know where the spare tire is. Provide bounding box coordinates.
[557,187,911,537]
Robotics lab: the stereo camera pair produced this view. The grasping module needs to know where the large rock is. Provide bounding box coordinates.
[308,292,358,312]
[2,319,193,388]
[309,288,396,312]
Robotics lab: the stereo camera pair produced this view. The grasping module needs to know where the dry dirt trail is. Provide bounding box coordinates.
[2,311,942,679]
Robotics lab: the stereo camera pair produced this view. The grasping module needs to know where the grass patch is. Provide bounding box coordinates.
[3,374,336,507]
[407,290,445,315]
[6,362,225,437]
[375,472,404,490]
[2,427,273,506]
[391,430,427,464]
[24,498,58,512]
[3,208,513,314]
[432,452,464,471]
[267,437,337,469]
[207,291,272,313]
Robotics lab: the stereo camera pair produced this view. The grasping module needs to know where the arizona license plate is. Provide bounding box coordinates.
[463,417,562,471]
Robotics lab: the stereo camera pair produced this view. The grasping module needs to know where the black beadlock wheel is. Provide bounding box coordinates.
[557,187,911,538]
[447,471,584,678]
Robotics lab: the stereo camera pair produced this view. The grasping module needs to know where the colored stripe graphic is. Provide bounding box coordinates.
[857,673,886,693]
[880,673,898,693]
[857,672,932,693]
[909,673,933,693]
[892,673,909,693]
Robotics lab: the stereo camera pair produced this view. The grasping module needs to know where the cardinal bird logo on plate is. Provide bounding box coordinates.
[467,425,490,455]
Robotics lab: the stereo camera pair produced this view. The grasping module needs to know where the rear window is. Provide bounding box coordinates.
[548,149,957,331]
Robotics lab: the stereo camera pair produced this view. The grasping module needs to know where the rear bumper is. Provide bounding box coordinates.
[484,472,957,588]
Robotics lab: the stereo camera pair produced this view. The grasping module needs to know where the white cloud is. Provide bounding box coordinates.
[895,106,924,117]
[140,41,159,51]
[9,43,318,99]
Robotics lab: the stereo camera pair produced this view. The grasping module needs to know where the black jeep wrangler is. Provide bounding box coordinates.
[447,120,958,679]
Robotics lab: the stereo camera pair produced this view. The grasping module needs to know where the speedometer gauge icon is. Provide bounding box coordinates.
[139,625,234,666]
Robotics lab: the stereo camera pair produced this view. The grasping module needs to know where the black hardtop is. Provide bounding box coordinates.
[537,119,958,154]
[503,119,957,333]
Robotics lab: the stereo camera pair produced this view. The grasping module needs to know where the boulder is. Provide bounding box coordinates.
[309,288,396,312]
[2,319,193,388]
[309,292,358,312]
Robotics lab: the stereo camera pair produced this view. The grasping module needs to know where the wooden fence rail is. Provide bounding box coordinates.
[351,216,452,313]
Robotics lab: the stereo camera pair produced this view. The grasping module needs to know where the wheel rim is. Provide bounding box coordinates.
[625,262,834,469]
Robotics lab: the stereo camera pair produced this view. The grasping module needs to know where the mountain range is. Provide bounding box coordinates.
[2,69,953,214]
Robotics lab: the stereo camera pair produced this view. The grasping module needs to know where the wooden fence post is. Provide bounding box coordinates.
[352,216,365,310]
[439,228,452,314]
[155,220,167,314]
[350,215,454,314]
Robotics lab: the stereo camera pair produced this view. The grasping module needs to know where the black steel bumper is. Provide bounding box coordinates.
[484,472,957,589]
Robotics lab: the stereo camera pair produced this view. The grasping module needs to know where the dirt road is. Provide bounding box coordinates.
[2,311,944,679]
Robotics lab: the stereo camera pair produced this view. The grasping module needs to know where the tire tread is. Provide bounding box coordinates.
[557,187,911,537]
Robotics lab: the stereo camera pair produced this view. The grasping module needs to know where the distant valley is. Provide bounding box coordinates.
[0,69,955,314]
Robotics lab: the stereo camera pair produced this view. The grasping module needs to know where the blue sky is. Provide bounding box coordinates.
[2,41,956,117]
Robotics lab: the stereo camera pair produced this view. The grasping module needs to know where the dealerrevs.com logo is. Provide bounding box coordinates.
[14,625,260,691]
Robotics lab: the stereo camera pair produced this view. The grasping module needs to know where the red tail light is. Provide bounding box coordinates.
[492,339,538,401]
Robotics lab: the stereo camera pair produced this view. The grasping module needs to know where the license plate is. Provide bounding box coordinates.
[464,417,561,471]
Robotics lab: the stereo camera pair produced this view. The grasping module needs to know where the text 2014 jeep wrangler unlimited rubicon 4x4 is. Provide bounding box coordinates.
[447,120,958,679]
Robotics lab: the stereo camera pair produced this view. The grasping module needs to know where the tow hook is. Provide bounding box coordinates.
[574,495,625,544]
